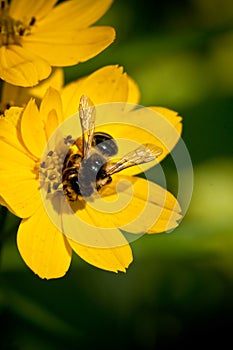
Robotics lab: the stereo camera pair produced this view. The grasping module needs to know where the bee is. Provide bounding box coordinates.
[62,95,163,201]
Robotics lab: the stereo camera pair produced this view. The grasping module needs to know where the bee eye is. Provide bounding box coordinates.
[93,132,118,156]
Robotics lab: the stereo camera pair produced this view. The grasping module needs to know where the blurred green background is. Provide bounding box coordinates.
[1,0,233,349]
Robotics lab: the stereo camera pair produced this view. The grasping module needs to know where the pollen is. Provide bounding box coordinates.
[0,0,36,46]
[39,136,73,196]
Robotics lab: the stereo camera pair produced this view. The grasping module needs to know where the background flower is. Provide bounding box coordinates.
[0,0,115,86]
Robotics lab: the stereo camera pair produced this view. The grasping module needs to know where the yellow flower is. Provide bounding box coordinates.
[0,68,64,113]
[0,65,182,279]
[0,0,115,87]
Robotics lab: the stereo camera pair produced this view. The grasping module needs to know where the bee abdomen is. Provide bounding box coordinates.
[93,132,118,156]
[77,153,106,197]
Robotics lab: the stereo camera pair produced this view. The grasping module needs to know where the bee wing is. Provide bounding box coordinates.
[79,95,96,159]
[105,143,163,175]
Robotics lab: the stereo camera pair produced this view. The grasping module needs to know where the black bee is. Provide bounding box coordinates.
[62,95,162,201]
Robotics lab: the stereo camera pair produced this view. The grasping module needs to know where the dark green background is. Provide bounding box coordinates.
[1,0,233,349]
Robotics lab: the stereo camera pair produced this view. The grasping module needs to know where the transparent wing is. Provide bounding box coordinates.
[105,143,163,175]
[79,95,96,159]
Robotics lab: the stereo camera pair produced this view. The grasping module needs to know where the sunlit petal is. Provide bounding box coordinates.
[0,196,19,216]
[0,107,39,218]
[42,192,130,249]
[127,76,140,104]
[74,175,181,234]
[10,0,57,21]
[23,26,115,66]
[39,87,63,129]
[20,99,47,158]
[29,68,64,101]
[0,121,40,217]
[0,46,51,87]
[0,107,30,156]
[17,204,72,279]
[0,171,40,218]
[68,239,133,273]
[61,65,129,117]
[94,103,182,175]
[150,106,182,163]
[37,0,113,29]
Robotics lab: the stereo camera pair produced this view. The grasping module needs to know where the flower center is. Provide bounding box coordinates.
[0,0,36,46]
[39,135,75,197]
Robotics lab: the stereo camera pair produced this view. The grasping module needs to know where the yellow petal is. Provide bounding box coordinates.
[20,99,47,158]
[0,197,8,208]
[94,103,182,175]
[23,26,115,66]
[75,175,182,234]
[41,192,130,249]
[0,196,26,217]
[68,239,133,273]
[0,170,40,218]
[75,65,128,103]
[9,0,57,21]
[150,106,183,164]
[95,123,163,176]
[0,142,34,170]
[28,68,64,101]
[37,0,113,29]
[0,108,40,217]
[39,189,132,271]
[39,87,64,128]
[43,109,59,140]
[17,204,72,279]
[127,76,140,104]
[0,107,36,166]
[61,65,129,117]
[0,46,51,87]
[0,197,17,216]
[0,107,30,156]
